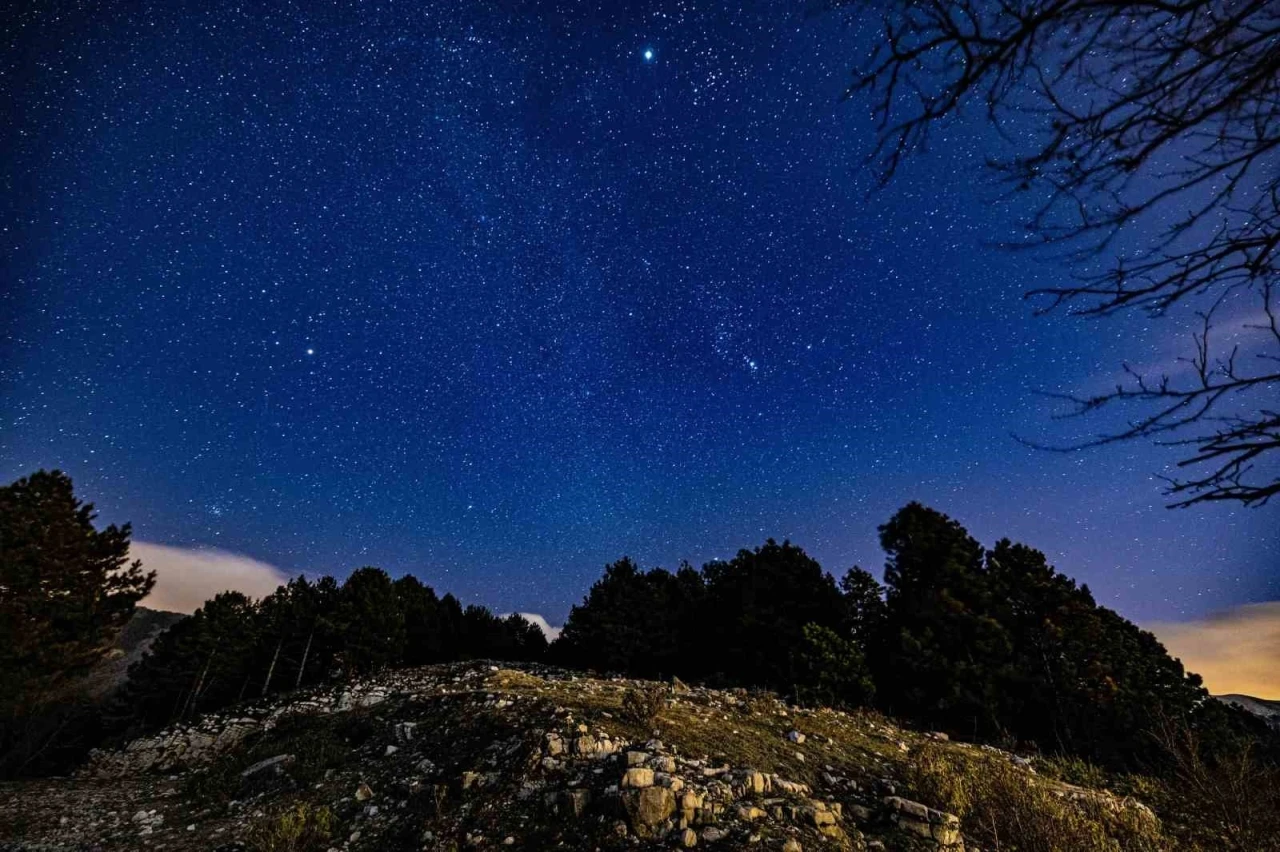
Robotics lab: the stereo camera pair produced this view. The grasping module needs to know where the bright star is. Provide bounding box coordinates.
[306,348,314,356]
[643,48,654,62]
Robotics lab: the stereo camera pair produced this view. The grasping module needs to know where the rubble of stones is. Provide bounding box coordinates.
[82,669,431,778]
[2,661,1100,851]
[529,703,974,852]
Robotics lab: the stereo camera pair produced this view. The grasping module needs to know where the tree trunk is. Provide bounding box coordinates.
[295,628,315,690]
[262,638,282,697]
[184,650,215,718]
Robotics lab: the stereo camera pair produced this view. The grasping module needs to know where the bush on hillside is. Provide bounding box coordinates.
[619,686,667,730]
[905,742,1167,852]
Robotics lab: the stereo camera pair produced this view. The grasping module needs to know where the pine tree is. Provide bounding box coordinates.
[116,591,259,733]
[876,502,1011,736]
[701,540,845,692]
[336,568,405,674]
[0,470,155,774]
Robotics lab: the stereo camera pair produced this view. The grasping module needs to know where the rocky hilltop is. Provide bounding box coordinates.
[0,662,1158,852]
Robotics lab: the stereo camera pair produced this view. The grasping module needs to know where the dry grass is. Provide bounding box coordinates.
[246,802,334,852]
[905,743,1168,852]
[618,686,667,729]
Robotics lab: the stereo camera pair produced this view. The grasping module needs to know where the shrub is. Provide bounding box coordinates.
[1040,754,1111,790]
[619,686,666,729]
[247,802,334,852]
[1145,714,1280,851]
[905,743,1167,852]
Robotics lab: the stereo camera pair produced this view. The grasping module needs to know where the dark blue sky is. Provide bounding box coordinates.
[2,1,1275,627]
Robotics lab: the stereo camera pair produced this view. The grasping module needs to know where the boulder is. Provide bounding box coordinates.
[653,755,677,773]
[883,796,962,846]
[622,767,655,788]
[621,787,676,838]
[240,753,294,778]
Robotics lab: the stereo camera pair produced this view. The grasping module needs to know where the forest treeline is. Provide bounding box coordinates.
[553,507,1273,770]
[1,469,1274,782]
[0,471,544,776]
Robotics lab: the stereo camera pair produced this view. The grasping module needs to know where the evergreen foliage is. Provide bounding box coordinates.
[3,467,1273,784]
[556,501,1268,770]
[111,567,546,743]
[554,558,702,679]
[0,470,155,774]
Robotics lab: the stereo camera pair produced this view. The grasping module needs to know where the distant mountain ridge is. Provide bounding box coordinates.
[1216,693,1280,729]
[84,606,186,697]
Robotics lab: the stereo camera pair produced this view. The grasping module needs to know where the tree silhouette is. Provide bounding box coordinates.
[849,0,1280,506]
[0,470,154,773]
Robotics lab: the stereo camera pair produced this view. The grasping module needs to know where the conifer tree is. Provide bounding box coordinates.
[0,470,154,774]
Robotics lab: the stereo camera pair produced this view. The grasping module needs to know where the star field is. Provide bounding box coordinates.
[2,1,1275,625]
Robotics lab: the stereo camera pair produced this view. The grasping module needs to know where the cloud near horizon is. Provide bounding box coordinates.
[1149,602,1280,700]
[131,541,291,614]
[511,613,562,642]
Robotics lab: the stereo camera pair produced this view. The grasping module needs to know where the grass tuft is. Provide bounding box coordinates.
[905,742,1167,852]
[246,802,334,852]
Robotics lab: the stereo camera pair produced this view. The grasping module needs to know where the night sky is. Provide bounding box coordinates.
[3,1,1276,630]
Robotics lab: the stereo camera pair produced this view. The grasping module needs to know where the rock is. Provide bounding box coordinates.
[622,767,655,788]
[653,755,677,773]
[782,840,803,852]
[883,796,962,846]
[394,721,417,742]
[627,751,650,767]
[806,806,836,827]
[240,753,294,778]
[737,804,765,821]
[621,786,676,838]
[787,730,805,744]
[384,744,398,756]
[681,827,699,847]
[657,773,685,792]
[355,782,374,802]
[702,827,728,842]
[743,770,768,795]
[545,733,565,756]
[771,776,808,797]
[553,788,590,818]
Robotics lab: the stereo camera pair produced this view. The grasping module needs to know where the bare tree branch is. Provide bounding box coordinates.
[848,0,1280,506]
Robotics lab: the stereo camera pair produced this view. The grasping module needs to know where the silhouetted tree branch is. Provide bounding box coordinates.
[847,0,1280,505]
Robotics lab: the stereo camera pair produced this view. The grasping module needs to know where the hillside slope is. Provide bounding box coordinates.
[1215,694,1280,730]
[81,607,187,698]
[0,663,1164,852]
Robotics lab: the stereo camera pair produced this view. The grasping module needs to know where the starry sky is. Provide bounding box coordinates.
[2,0,1275,630]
